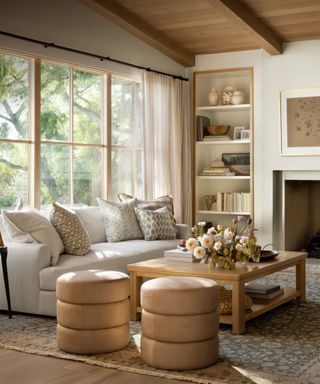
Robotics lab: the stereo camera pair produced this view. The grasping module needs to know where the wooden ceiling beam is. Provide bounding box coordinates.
[208,0,283,55]
[79,0,195,67]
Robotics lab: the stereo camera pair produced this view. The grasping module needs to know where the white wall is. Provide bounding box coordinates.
[193,40,320,246]
[0,0,185,77]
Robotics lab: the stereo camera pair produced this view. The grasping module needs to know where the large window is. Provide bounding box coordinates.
[0,53,30,209]
[0,51,143,209]
[40,62,104,208]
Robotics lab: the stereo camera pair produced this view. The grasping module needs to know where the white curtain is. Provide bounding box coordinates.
[142,70,192,224]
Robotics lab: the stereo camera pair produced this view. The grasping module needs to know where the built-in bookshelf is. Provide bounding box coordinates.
[193,68,254,227]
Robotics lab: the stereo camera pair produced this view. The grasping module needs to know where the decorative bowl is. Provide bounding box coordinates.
[207,125,230,136]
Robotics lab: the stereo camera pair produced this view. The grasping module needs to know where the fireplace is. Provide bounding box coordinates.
[273,171,320,254]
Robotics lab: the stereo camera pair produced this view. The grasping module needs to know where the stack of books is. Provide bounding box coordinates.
[200,167,235,177]
[203,135,231,141]
[164,249,193,263]
[245,283,284,300]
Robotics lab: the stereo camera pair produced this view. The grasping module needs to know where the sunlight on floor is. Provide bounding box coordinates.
[233,366,275,384]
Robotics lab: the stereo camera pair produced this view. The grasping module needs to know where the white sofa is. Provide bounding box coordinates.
[0,207,190,316]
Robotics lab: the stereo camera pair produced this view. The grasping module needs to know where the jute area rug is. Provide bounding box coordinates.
[1,264,320,384]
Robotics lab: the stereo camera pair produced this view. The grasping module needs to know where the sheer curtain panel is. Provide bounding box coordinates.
[142,71,192,224]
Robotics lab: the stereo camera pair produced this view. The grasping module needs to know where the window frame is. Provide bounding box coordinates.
[0,48,142,209]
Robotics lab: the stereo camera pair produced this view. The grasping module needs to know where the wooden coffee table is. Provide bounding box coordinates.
[128,251,306,334]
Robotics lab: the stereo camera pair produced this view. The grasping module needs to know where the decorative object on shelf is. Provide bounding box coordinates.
[219,287,253,314]
[204,194,216,210]
[207,124,230,136]
[240,129,250,140]
[231,91,244,105]
[233,126,245,140]
[208,88,219,105]
[280,88,320,155]
[185,217,258,270]
[222,152,250,166]
[222,86,237,105]
[229,165,250,176]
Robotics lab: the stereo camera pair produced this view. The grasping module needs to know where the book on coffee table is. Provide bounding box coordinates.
[245,283,281,295]
[164,249,193,263]
[246,288,284,300]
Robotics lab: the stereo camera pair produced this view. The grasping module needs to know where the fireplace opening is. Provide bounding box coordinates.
[283,180,320,258]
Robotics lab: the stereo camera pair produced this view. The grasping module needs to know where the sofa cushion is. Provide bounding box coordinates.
[50,203,91,256]
[73,206,106,244]
[39,239,179,291]
[2,209,64,265]
[118,193,175,221]
[97,198,143,242]
[134,207,176,241]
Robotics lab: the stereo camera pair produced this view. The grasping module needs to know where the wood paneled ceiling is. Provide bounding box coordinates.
[80,0,320,67]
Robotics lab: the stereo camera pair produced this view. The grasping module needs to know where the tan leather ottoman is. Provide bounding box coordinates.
[140,276,219,370]
[56,270,130,354]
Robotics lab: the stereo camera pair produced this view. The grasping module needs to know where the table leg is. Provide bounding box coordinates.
[232,280,245,334]
[129,271,143,321]
[1,247,12,319]
[296,258,306,303]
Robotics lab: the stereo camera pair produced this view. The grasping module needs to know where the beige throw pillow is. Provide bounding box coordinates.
[134,207,176,241]
[2,209,64,265]
[50,203,91,256]
[118,193,176,223]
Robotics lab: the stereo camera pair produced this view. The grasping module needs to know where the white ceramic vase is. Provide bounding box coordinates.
[208,88,219,105]
[231,91,244,105]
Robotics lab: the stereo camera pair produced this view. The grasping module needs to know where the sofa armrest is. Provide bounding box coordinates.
[175,224,192,240]
[0,242,51,314]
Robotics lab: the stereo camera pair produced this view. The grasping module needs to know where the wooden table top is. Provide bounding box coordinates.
[128,251,307,282]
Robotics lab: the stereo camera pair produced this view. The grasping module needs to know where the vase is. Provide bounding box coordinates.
[231,91,244,105]
[222,86,237,105]
[208,88,219,106]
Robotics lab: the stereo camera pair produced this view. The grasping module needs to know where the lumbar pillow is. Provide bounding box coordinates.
[2,209,64,265]
[73,206,107,244]
[97,198,143,243]
[134,207,176,241]
[50,203,91,256]
[117,193,175,222]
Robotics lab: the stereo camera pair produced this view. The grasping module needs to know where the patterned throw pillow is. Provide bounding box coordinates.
[117,193,176,223]
[134,207,176,241]
[97,198,143,243]
[50,203,91,256]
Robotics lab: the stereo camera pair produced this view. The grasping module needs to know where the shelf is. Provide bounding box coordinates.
[197,140,250,145]
[196,104,250,112]
[197,210,250,215]
[197,175,250,180]
[219,287,299,325]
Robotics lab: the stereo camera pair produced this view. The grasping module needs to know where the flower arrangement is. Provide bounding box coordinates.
[185,217,259,270]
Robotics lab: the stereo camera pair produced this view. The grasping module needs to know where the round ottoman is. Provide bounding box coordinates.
[56,270,130,354]
[141,276,219,370]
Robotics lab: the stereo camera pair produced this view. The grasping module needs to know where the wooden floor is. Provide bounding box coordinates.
[0,349,185,384]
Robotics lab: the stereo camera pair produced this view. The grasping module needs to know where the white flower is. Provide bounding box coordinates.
[217,224,223,231]
[200,234,213,249]
[224,228,234,240]
[214,241,222,251]
[240,236,249,245]
[197,221,206,227]
[207,227,216,235]
[194,246,206,259]
[236,243,243,251]
[186,238,198,251]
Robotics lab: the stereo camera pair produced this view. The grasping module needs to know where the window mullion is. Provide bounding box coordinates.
[69,68,74,205]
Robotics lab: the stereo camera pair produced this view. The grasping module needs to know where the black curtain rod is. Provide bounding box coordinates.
[0,31,189,82]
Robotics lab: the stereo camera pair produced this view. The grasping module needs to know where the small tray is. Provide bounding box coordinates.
[259,250,279,261]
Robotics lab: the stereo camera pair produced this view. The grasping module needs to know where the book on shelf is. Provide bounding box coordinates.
[202,135,232,141]
[215,192,250,213]
[196,116,210,141]
[200,172,235,176]
[247,288,284,300]
[245,283,281,294]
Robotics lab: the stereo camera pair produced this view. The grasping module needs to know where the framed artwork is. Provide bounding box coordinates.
[280,88,320,155]
[233,126,244,140]
[240,129,250,140]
